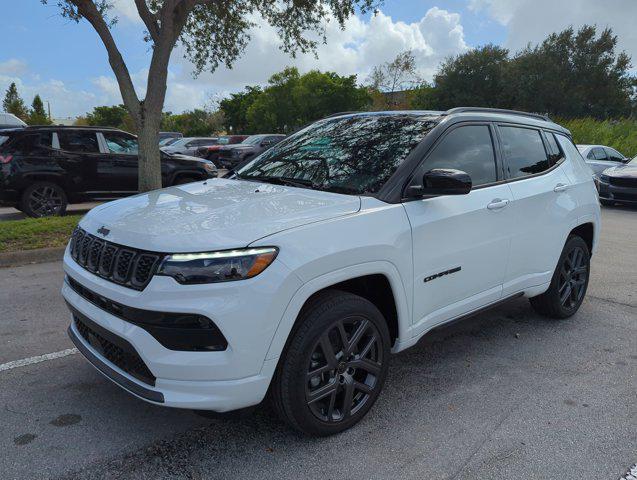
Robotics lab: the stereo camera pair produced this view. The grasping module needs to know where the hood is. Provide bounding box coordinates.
[80,178,361,252]
[162,152,211,165]
[604,164,637,178]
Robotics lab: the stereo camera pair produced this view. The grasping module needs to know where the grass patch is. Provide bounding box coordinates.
[0,215,82,253]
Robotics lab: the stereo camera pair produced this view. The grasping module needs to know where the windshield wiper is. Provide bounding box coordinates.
[240,175,317,190]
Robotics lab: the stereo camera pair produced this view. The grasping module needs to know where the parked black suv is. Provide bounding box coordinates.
[0,126,217,217]
[216,134,286,169]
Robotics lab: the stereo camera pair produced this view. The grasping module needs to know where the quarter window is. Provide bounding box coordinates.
[7,132,52,154]
[420,125,497,187]
[499,126,550,178]
[58,131,99,153]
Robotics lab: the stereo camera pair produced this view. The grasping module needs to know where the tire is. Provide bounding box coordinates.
[271,290,391,436]
[20,182,67,218]
[600,199,614,207]
[173,176,199,186]
[529,235,590,319]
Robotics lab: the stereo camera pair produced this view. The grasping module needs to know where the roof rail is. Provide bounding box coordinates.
[323,111,361,119]
[444,107,551,122]
[25,125,122,130]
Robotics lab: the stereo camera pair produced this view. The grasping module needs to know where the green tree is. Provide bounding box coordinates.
[507,25,634,118]
[219,86,263,134]
[409,82,436,110]
[432,44,510,109]
[243,67,370,133]
[2,82,28,120]
[27,94,52,125]
[85,104,129,127]
[43,0,380,192]
[161,109,225,136]
[367,50,420,110]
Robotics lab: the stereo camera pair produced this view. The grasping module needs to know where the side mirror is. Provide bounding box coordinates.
[407,168,472,197]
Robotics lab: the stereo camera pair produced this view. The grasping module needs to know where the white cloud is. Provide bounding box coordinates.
[469,0,637,63]
[0,59,28,76]
[111,0,141,23]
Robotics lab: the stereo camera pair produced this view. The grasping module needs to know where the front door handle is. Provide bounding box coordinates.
[487,198,510,210]
[554,183,569,193]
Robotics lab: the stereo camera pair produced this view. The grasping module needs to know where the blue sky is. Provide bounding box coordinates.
[1,0,634,118]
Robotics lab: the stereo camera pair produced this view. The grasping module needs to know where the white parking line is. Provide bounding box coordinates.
[0,348,78,373]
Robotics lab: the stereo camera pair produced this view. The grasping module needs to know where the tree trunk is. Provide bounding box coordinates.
[137,112,163,192]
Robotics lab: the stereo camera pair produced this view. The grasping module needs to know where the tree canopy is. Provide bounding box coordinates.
[220,67,370,133]
[27,94,52,125]
[2,82,28,120]
[430,26,635,119]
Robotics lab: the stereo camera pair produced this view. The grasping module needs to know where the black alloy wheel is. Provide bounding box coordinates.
[271,290,390,436]
[20,182,68,218]
[529,235,590,319]
[305,316,383,423]
[557,246,588,310]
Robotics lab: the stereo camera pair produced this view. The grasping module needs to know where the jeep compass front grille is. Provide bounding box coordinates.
[70,227,162,290]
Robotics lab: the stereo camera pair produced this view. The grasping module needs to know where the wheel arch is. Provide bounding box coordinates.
[264,261,410,362]
[569,222,594,255]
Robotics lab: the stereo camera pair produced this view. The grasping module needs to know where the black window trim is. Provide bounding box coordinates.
[400,120,505,201]
[494,122,565,184]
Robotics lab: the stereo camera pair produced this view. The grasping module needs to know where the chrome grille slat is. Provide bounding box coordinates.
[69,227,162,291]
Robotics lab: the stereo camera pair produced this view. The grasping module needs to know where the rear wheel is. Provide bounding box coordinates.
[529,235,590,319]
[271,290,390,436]
[20,182,67,218]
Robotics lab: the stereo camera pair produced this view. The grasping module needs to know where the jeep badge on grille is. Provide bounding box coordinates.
[97,226,110,237]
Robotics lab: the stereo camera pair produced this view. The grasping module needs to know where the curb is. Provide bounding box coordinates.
[0,247,66,268]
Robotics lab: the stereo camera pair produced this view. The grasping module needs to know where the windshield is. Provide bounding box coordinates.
[236,114,439,195]
[217,136,231,145]
[242,135,267,145]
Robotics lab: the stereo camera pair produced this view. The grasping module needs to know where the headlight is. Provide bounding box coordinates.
[232,150,241,157]
[157,247,278,285]
[600,174,610,183]
[203,163,216,174]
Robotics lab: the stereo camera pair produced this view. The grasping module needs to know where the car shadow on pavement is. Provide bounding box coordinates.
[51,295,629,480]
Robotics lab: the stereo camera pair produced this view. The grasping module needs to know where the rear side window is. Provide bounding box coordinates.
[589,147,607,160]
[499,126,550,178]
[58,131,99,153]
[420,125,497,187]
[6,132,52,154]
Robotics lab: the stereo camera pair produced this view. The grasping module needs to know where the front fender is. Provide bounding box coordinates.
[263,260,411,361]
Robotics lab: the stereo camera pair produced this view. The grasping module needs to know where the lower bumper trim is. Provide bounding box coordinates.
[68,325,165,404]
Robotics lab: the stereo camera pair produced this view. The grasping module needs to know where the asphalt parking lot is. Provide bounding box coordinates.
[0,206,635,480]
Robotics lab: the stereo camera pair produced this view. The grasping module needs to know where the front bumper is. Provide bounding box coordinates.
[598,180,637,204]
[62,247,301,411]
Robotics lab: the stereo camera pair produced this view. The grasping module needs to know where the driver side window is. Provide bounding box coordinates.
[418,125,498,188]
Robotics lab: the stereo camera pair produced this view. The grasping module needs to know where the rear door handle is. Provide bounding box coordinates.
[487,198,510,210]
[554,183,569,193]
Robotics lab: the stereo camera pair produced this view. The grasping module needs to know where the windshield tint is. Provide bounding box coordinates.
[236,114,439,195]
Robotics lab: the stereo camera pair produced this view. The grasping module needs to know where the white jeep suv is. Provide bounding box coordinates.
[62,108,600,436]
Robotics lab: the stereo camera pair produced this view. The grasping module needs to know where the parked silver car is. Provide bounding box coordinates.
[161,137,219,156]
[577,144,629,177]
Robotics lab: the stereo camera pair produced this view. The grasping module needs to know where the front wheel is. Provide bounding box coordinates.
[271,290,390,436]
[529,235,590,319]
